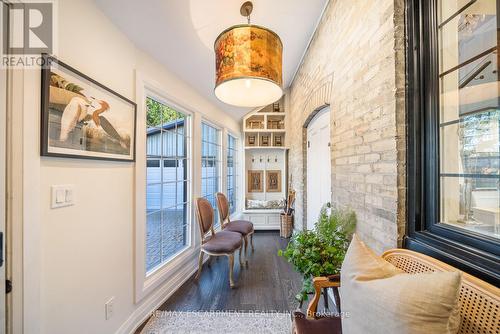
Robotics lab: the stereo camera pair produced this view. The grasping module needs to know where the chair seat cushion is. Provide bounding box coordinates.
[223,220,254,235]
[202,231,242,254]
[292,311,342,334]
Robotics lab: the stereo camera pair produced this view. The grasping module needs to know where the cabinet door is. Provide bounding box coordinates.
[267,214,280,228]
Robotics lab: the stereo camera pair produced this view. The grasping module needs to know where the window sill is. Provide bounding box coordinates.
[137,245,196,302]
[404,232,500,285]
[145,244,191,279]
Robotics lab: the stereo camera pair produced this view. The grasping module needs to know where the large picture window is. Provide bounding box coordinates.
[201,122,221,226]
[407,0,499,284]
[227,134,238,215]
[146,97,191,273]
[438,0,499,239]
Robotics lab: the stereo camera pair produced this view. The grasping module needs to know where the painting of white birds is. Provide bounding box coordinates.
[41,56,136,161]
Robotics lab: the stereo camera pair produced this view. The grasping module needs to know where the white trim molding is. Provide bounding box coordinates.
[117,253,203,334]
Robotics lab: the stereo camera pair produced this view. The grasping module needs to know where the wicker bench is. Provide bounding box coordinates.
[300,248,499,334]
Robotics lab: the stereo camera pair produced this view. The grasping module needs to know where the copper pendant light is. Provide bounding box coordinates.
[214,1,283,107]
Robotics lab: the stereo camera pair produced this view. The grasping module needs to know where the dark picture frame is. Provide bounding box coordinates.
[40,54,137,162]
[248,170,263,192]
[266,170,281,193]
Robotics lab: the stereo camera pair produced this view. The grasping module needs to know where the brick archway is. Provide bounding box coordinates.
[300,75,333,230]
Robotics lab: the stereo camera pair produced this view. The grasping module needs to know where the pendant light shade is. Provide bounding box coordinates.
[214,6,283,107]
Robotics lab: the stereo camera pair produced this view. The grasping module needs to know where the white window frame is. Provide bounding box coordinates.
[226,132,240,217]
[135,74,197,302]
[144,95,191,275]
[200,119,223,227]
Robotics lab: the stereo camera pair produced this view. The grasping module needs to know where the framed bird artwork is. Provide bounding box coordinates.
[40,54,137,161]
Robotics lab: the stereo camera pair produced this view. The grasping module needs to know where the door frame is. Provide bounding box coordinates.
[302,103,331,230]
[0,44,6,334]
[0,2,8,332]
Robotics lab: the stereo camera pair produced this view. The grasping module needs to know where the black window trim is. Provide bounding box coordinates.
[405,0,500,285]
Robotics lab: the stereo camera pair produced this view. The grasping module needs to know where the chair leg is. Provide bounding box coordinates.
[323,288,329,310]
[244,235,249,267]
[333,287,341,314]
[250,233,255,252]
[195,251,204,280]
[239,246,243,268]
[228,254,235,288]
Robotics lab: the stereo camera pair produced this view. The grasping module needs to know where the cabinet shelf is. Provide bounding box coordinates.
[256,112,286,116]
[244,129,286,133]
[245,147,287,150]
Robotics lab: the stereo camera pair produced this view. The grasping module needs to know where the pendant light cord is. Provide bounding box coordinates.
[240,1,253,25]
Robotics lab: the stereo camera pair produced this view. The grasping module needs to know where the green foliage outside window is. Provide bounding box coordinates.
[146,97,183,128]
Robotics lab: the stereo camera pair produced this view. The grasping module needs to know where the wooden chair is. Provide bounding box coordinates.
[295,248,499,334]
[194,197,243,288]
[216,192,255,264]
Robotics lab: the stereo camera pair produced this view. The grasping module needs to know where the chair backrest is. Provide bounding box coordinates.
[382,249,499,334]
[215,192,230,226]
[195,197,215,241]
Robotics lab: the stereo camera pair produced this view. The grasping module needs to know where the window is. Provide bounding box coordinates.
[227,134,238,214]
[146,97,191,273]
[201,122,221,226]
[407,0,499,284]
[438,0,499,239]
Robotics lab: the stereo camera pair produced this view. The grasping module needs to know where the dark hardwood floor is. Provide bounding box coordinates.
[135,231,304,333]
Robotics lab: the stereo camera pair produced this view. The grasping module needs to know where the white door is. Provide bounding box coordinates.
[306,107,331,230]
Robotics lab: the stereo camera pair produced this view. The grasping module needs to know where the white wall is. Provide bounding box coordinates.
[14,0,240,333]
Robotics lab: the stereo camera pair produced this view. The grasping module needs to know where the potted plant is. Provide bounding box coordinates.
[278,204,356,301]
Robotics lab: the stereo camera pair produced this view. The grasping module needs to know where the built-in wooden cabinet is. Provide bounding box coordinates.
[241,97,287,230]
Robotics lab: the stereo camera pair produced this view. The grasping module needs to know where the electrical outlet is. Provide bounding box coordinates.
[105,297,114,320]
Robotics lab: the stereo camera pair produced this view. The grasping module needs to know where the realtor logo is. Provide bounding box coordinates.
[3,2,53,55]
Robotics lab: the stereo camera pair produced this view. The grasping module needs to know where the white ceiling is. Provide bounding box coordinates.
[93,0,328,119]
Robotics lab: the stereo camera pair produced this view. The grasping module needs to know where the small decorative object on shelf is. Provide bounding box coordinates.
[248,170,263,192]
[273,102,280,112]
[268,120,280,129]
[247,135,256,146]
[274,135,283,146]
[248,120,263,129]
[261,135,270,146]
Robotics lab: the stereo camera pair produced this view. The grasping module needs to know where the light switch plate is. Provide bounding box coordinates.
[105,297,115,320]
[51,185,75,209]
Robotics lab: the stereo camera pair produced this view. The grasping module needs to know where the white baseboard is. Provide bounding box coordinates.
[116,256,202,334]
[253,226,280,230]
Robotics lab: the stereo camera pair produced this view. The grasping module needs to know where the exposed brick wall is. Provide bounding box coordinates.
[286,0,406,253]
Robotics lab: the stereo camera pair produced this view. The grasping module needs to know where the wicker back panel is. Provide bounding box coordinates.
[383,250,500,334]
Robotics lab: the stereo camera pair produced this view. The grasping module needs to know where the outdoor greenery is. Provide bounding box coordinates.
[146,97,183,128]
[278,205,356,301]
